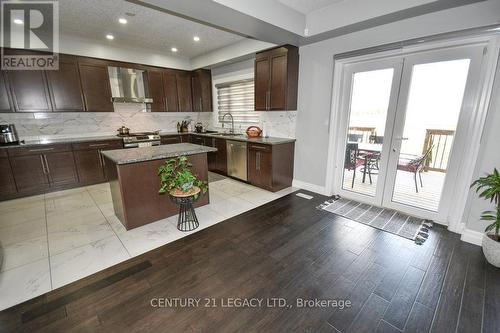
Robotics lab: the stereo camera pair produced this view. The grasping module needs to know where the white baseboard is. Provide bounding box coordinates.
[292,179,328,196]
[460,228,484,246]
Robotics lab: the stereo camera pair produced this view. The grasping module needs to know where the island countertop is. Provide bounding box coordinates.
[101,143,217,165]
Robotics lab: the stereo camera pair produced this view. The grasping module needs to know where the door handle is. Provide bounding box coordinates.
[395,137,409,141]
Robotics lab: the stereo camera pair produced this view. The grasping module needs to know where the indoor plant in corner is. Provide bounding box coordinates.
[471,168,500,267]
[158,156,207,198]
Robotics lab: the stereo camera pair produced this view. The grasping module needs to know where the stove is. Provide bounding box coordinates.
[121,132,161,148]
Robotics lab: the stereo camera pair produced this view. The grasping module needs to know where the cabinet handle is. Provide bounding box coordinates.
[256,152,261,171]
[165,97,169,112]
[30,148,54,152]
[40,155,47,174]
[266,91,270,110]
[102,152,106,167]
[43,155,50,174]
[89,143,109,148]
[199,98,202,112]
[250,145,268,150]
[97,149,103,167]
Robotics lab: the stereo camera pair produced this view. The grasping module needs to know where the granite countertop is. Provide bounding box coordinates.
[191,132,296,145]
[101,143,217,165]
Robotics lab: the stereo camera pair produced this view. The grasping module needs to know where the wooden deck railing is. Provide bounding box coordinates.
[423,129,455,172]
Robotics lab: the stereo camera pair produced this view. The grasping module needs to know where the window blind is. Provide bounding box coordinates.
[216,79,258,124]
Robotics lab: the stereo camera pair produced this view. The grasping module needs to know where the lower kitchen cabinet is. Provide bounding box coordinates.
[160,135,182,145]
[73,149,106,184]
[0,153,17,196]
[213,138,227,175]
[248,142,294,192]
[8,144,78,194]
[9,154,50,193]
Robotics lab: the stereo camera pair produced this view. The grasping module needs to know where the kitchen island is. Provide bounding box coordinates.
[101,143,217,230]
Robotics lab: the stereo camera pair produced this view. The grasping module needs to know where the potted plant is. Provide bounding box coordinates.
[158,156,207,199]
[177,120,191,133]
[471,168,500,267]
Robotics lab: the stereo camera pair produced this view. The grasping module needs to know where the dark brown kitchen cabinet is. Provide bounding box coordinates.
[44,151,78,187]
[46,56,85,111]
[247,142,294,192]
[190,135,205,146]
[73,149,106,184]
[176,72,193,112]
[147,70,165,112]
[79,61,114,112]
[73,140,122,184]
[8,144,77,193]
[192,69,212,112]
[213,138,227,175]
[160,135,182,145]
[0,152,16,196]
[162,71,179,112]
[0,71,13,112]
[254,45,298,111]
[6,70,53,112]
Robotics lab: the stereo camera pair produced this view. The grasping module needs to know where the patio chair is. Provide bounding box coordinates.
[397,145,434,193]
[348,133,363,143]
[345,143,368,188]
[369,135,384,144]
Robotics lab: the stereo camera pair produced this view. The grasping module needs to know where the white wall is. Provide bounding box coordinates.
[294,0,500,230]
[210,59,297,138]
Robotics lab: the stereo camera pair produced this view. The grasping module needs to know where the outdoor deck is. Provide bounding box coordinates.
[342,169,445,211]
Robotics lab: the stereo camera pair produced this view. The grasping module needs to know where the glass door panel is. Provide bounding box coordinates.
[390,59,471,211]
[341,68,394,197]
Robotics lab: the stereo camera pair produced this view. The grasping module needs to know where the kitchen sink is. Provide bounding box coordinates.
[209,133,244,137]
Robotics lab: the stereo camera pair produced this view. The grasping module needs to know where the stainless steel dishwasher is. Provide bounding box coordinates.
[226,140,247,181]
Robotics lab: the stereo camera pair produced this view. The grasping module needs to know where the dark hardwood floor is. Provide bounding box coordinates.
[1,191,499,333]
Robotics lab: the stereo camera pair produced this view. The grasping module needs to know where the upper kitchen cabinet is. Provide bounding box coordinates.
[163,71,179,112]
[0,71,13,112]
[5,69,53,112]
[46,55,86,112]
[147,70,166,112]
[78,58,114,112]
[176,71,193,112]
[191,69,213,112]
[254,45,299,111]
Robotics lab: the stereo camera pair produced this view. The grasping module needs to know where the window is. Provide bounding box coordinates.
[216,79,258,124]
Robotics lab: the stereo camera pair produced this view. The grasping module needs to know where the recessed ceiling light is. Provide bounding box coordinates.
[171,47,178,53]
[193,36,200,42]
[118,18,127,24]
[13,19,23,25]
[106,34,115,40]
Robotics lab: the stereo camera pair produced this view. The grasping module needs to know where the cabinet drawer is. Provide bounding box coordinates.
[8,143,72,157]
[160,135,181,144]
[72,140,122,151]
[248,143,272,152]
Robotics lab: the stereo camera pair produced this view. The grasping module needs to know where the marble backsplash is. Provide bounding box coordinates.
[0,103,297,141]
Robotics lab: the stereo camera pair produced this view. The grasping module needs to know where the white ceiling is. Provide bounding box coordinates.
[277,0,345,14]
[59,0,246,59]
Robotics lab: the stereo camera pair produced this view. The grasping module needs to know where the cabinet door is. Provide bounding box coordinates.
[10,155,49,193]
[74,149,105,184]
[44,151,78,187]
[190,135,205,146]
[6,70,52,112]
[160,135,181,145]
[148,70,165,112]
[162,72,179,112]
[0,71,13,112]
[176,72,193,112]
[248,148,272,189]
[269,54,287,110]
[46,58,85,111]
[192,74,202,112]
[255,57,270,111]
[79,63,114,112]
[215,138,227,174]
[0,157,16,196]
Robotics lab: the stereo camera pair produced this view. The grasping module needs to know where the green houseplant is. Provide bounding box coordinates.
[471,168,500,267]
[158,156,208,199]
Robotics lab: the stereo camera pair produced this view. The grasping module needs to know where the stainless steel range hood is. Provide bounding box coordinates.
[108,66,153,103]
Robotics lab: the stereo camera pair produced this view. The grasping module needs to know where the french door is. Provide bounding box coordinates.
[334,42,486,221]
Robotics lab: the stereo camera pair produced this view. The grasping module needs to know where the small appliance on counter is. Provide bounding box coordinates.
[0,124,19,145]
[245,126,262,138]
[117,126,130,136]
[194,122,204,133]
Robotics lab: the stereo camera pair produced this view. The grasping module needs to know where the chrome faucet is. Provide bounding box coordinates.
[221,113,235,134]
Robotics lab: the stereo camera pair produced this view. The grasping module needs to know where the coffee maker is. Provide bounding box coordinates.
[0,124,19,145]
